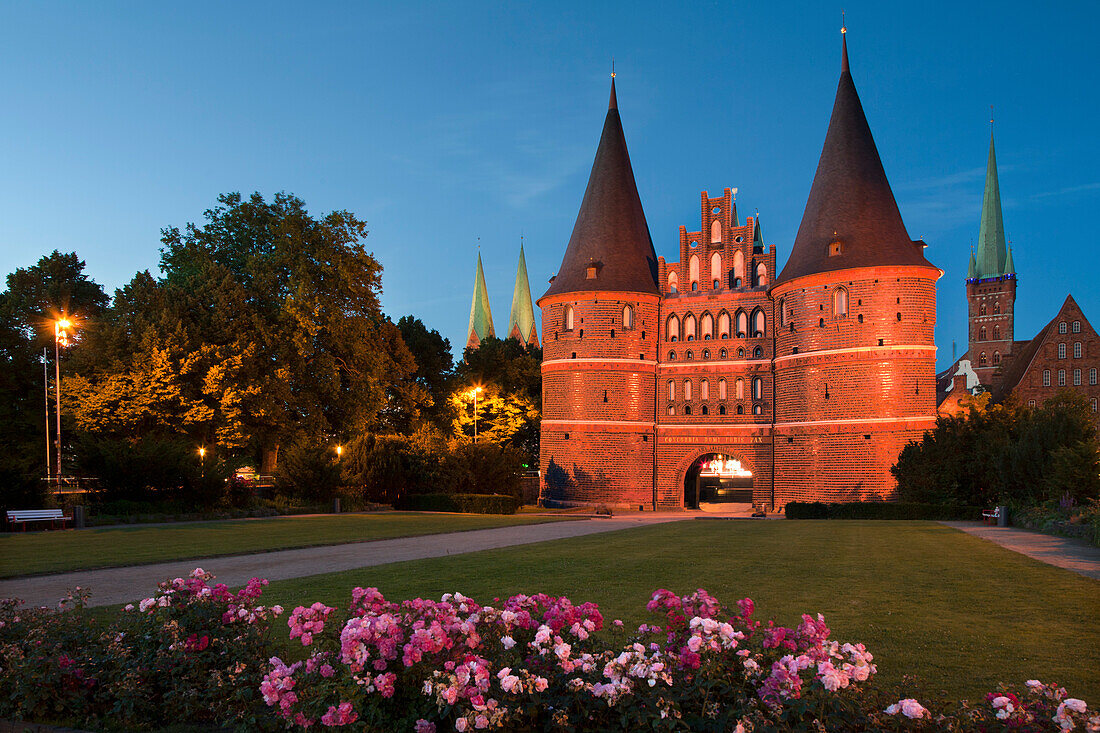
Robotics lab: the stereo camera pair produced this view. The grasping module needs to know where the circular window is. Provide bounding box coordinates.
[735,236,744,243]
[712,206,721,214]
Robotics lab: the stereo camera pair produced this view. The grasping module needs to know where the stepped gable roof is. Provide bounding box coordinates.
[507,244,539,346]
[466,252,495,350]
[975,132,1010,278]
[541,78,659,300]
[776,34,934,286]
[991,295,1086,401]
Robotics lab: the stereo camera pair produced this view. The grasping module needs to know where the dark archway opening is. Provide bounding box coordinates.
[683,453,754,509]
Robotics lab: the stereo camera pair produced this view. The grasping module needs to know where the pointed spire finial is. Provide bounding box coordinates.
[841,14,849,73]
[608,66,618,110]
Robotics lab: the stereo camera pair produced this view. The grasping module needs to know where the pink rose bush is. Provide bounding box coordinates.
[0,568,282,730]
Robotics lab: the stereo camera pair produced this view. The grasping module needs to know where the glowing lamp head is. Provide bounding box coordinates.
[335,445,343,457]
[198,447,206,458]
[57,318,72,330]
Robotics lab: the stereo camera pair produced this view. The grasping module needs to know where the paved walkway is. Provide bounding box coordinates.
[0,514,694,609]
[940,521,1100,580]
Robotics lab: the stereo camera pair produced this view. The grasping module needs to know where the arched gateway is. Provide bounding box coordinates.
[683,453,754,510]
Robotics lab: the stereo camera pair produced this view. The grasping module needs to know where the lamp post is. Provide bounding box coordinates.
[54,318,72,497]
[468,386,483,441]
[198,447,206,482]
[43,348,50,481]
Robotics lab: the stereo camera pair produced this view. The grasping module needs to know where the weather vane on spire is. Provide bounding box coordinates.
[611,57,616,79]
[841,9,846,34]
[990,104,994,129]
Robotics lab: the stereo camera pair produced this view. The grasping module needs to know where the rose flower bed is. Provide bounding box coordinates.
[1,570,1096,731]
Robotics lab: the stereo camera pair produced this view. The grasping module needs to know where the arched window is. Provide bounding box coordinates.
[689,255,700,290]
[753,404,763,415]
[1059,322,1067,334]
[1059,343,1066,359]
[736,310,748,337]
[719,348,727,359]
[685,350,693,360]
[719,379,728,400]
[1074,342,1083,358]
[981,303,987,316]
[667,271,678,293]
[753,346,763,358]
[732,251,744,285]
[710,251,722,285]
[564,305,574,331]
[979,326,986,341]
[684,313,697,341]
[668,405,675,415]
[752,309,766,337]
[684,380,692,401]
[993,351,1001,365]
[691,281,699,292]
[668,350,677,361]
[979,352,988,366]
[752,377,763,400]
[719,405,726,415]
[711,219,722,244]
[701,379,709,400]
[1058,369,1066,386]
[755,262,768,287]
[993,325,1000,340]
[1073,321,1082,333]
[701,313,713,340]
[684,405,692,415]
[833,287,848,318]
[735,378,744,400]
[702,348,710,359]
[623,305,634,330]
[667,314,680,342]
[737,348,744,358]
[993,302,1000,314]
[668,380,675,400]
[718,311,731,339]
[701,405,709,415]
[736,404,744,415]
[1043,369,1050,386]
[778,298,786,326]
[1074,369,1082,386]
[1090,368,1097,385]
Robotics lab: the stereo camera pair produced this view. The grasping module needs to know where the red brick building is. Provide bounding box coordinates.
[936,131,1100,416]
[539,36,941,510]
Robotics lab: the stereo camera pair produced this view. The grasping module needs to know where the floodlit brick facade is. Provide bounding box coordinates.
[539,40,940,509]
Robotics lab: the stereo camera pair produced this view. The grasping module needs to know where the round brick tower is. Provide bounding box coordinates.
[770,33,941,505]
[538,78,661,508]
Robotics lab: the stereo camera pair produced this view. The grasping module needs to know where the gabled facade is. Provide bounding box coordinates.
[539,35,940,509]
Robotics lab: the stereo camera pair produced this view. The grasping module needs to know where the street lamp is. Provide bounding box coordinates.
[53,318,73,497]
[467,386,483,441]
[335,445,343,459]
[198,447,206,482]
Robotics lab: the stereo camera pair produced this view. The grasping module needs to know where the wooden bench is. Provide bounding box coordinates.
[6,509,71,531]
[981,507,1001,525]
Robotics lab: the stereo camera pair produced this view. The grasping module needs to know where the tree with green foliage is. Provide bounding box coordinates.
[396,315,454,430]
[71,193,422,473]
[893,390,1100,506]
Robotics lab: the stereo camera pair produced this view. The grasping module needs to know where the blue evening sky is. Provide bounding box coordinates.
[1,2,1096,369]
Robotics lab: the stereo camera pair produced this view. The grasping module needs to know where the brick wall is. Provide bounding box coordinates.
[1011,298,1100,416]
[967,275,1017,384]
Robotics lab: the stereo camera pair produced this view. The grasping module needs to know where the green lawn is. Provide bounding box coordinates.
[0,512,572,578]
[257,520,1100,703]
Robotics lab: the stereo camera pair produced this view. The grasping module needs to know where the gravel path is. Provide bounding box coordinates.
[940,521,1100,580]
[0,515,687,608]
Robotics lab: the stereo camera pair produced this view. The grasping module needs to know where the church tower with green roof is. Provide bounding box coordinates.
[966,129,1017,386]
[465,252,495,351]
[507,244,539,347]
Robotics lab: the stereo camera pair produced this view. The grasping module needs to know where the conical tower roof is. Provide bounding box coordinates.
[776,34,933,286]
[507,244,539,347]
[975,132,1009,277]
[967,250,978,279]
[466,252,495,350]
[541,78,659,300]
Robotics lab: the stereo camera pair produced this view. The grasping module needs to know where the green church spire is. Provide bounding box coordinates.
[507,243,539,347]
[975,131,1008,277]
[1005,245,1015,275]
[967,249,978,279]
[466,252,495,350]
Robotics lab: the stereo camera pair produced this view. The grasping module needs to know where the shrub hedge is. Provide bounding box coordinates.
[785,502,985,520]
[395,492,521,514]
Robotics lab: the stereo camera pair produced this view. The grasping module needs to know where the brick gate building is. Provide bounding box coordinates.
[539,35,941,510]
